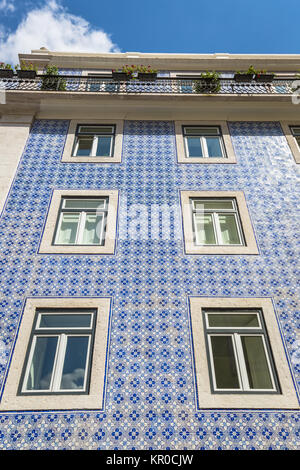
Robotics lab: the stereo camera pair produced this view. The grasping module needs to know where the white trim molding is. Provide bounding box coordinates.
[39,189,118,254]
[189,297,299,409]
[281,121,300,164]
[175,121,236,164]
[180,190,259,255]
[0,297,111,411]
[62,119,123,163]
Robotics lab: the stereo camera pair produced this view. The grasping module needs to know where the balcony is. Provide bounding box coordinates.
[0,74,298,96]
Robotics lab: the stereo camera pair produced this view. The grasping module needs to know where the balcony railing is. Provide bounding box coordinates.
[0,75,298,96]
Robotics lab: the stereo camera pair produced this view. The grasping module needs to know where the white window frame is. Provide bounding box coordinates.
[188,297,300,409]
[62,120,123,164]
[206,319,277,393]
[54,198,107,246]
[204,311,262,330]
[183,126,226,159]
[22,333,92,394]
[290,126,300,150]
[36,311,94,330]
[191,198,244,246]
[181,191,259,255]
[74,125,115,158]
[280,121,300,164]
[0,298,111,411]
[175,121,236,164]
[21,310,95,394]
[39,190,118,255]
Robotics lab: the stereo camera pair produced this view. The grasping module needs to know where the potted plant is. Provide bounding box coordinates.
[41,65,66,91]
[15,60,37,79]
[0,62,14,78]
[234,65,257,82]
[112,65,136,80]
[254,69,275,82]
[137,65,158,80]
[194,71,221,93]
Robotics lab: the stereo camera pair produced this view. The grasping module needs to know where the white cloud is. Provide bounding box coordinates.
[0,0,15,13]
[0,0,120,64]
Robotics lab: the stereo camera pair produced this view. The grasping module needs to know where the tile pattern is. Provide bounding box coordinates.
[0,119,299,449]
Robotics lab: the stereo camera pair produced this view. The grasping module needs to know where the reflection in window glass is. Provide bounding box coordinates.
[26,336,58,391]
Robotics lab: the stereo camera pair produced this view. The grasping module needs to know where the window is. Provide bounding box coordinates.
[175,121,236,164]
[62,120,123,163]
[290,126,300,150]
[0,298,111,411]
[189,297,299,409]
[204,310,278,392]
[73,125,115,158]
[280,121,300,164]
[20,309,96,394]
[191,198,243,246]
[181,191,258,255]
[54,197,108,246]
[183,126,226,158]
[39,190,118,254]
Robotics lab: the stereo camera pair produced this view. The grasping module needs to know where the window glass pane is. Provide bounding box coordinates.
[291,126,300,136]
[26,336,58,390]
[56,213,79,244]
[82,213,103,245]
[96,136,112,156]
[79,126,114,134]
[76,137,93,156]
[206,137,223,157]
[64,199,106,209]
[39,314,92,329]
[184,127,219,135]
[295,136,300,148]
[60,336,89,390]
[193,200,234,210]
[194,214,216,245]
[186,137,202,157]
[241,336,274,389]
[219,214,241,245]
[210,336,240,389]
[207,313,260,328]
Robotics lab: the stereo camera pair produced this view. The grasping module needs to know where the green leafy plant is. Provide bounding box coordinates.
[138,65,158,74]
[235,65,257,76]
[41,65,66,91]
[200,71,220,80]
[194,71,221,93]
[0,62,13,70]
[15,60,38,72]
[112,64,157,79]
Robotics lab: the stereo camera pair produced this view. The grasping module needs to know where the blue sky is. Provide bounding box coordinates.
[0,0,299,64]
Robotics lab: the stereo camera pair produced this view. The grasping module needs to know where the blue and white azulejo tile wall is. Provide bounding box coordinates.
[0,119,299,449]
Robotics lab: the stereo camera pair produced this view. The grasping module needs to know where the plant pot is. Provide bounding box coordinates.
[234,73,254,82]
[0,69,14,78]
[255,74,275,82]
[138,72,157,80]
[41,76,66,91]
[17,70,36,79]
[112,72,131,81]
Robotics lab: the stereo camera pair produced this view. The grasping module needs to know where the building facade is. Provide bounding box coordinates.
[0,50,299,449]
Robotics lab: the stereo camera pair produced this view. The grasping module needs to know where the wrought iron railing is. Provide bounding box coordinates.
[0,75,298,95]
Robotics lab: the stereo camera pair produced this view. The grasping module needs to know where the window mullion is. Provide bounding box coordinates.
[234,333,250,391]
[213,212,222,245]
[202,136,208,157]
[52,334,67,392]
[76,211,86,244]
[91,136,98,156]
